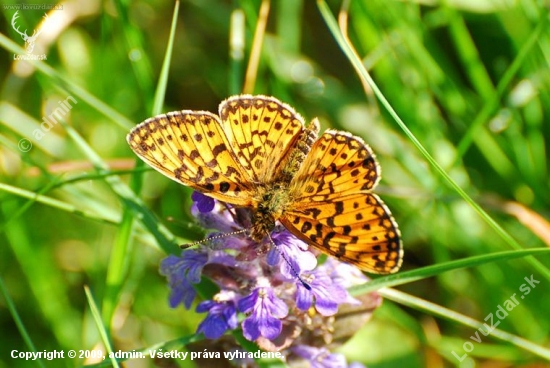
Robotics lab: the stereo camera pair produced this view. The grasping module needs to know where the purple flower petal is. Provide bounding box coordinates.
[312,287,341,316]
[197,300,218,313]
[292,345,347,368]
[327,258,368,288]
[257,314,281,340]
[159,254,183,270]
[196,298,238,339]
[271,231,317,278]
[296,282,313,311]
[237,290,258,314]
[159,250,212,310]
[208,250,239,267]
[266,247,280,266]
[168,277,196,309]
[324,259,364,305]
[223,306,238,329]
[198,315,230,339]
[160,250,208,284]
[191,197,239,233]
[295,270,348,316]
[242,311,281,341]
[238,287,289,341]
[192,191,215,213]
[268,292,290,319]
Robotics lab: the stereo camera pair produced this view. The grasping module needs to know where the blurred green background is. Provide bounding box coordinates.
[1,0,549,367]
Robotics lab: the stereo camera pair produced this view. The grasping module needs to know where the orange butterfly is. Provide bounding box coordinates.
[127,95,402,274]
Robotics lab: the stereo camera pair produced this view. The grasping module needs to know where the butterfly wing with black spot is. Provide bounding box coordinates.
[127,111,256,206]
[281,131,403,274]
[218,95,307,183]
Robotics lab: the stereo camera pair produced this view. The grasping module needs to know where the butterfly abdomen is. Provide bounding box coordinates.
[250,184,294,242]
[251,119,319,242]
[273,119,320,185]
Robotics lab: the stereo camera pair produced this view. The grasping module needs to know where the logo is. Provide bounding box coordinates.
[11,10,49,60]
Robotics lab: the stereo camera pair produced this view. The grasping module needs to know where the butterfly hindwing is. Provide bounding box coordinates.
[290,130,380,202]
[282,130,402,274]
[281,193,402,274]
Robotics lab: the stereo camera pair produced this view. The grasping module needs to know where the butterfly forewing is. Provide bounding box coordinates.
[127,111,255,206]
[218,95,305,183]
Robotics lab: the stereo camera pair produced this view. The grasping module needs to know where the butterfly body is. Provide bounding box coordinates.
[250,185,288,242]
[128,95,403,274]
[249,118,320,243]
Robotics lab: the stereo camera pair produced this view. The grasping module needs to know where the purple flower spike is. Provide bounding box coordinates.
[196,297,238,339]
[238,286,289,341]
[296,270,348,316]
[191,191,215,213]
[292,345,347,368]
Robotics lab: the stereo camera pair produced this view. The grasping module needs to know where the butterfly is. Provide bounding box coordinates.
[127,95,402,274]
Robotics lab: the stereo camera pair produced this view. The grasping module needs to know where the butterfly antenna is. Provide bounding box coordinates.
[180,229,248,249]
[267,233,311,290]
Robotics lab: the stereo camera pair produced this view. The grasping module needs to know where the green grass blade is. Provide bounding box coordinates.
[455,13,548,160]
[102,209,135,324]
[0,182,119,225]
[351,248,550,295]
[380,288,550,360]
[229,7,246,94]
[84,286,120,368]
[0,277,46,368]
[152,0,180,115]
[112,0,155,113]
[446,8,494,100]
